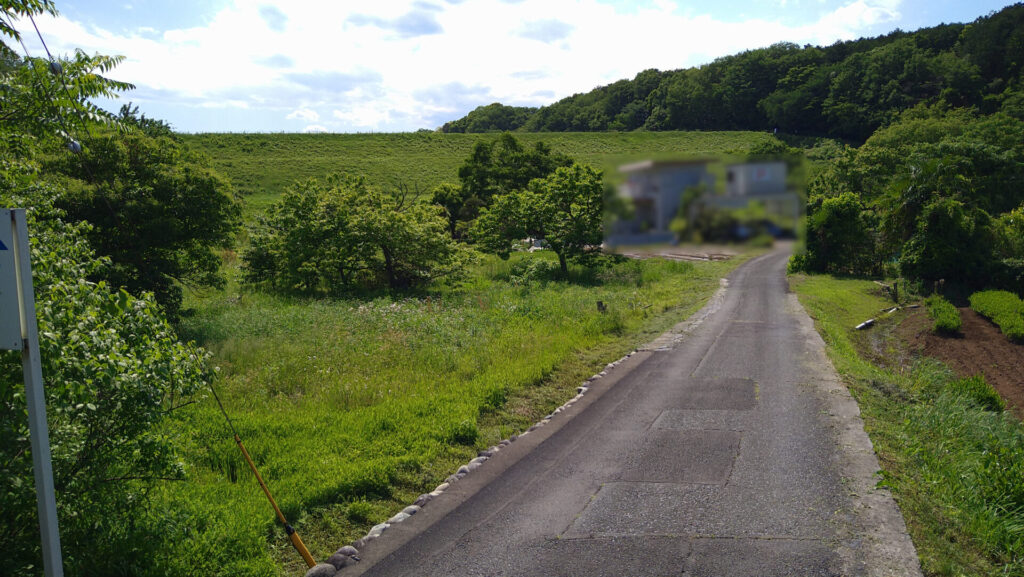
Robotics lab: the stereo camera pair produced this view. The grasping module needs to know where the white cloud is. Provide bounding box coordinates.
[22,0,907,132]
[287,108,320,122]
[810,0,901,42]
[302,124,328,133]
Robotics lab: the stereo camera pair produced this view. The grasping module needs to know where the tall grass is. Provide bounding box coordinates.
[161,252,742,575]
[793,274,1024,576]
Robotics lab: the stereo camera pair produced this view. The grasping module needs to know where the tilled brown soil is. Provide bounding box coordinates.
[898,306,1024,419]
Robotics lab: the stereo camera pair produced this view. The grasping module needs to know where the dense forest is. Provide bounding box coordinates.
[441,4,1024,142]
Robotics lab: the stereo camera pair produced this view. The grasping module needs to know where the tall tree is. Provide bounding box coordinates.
[53,125,241,318]
[472,163,604,274]
[437,132,572,237]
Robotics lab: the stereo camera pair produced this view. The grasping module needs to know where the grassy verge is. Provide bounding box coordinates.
[158,251,749,576]
[791,274,1024,577]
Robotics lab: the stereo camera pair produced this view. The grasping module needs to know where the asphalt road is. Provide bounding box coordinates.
[348,248,922,577]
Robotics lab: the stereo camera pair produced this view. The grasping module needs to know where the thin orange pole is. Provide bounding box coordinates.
[209,382,316,569]
[234,434,316,568]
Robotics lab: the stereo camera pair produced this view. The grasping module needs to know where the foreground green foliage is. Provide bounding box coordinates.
[969,290,1024,341]
[243,175,472,293]
[172,253,742,575]
[1,3,223,573]
[0,5,131,144]
[0,182,212,576]
[793,274,1024,576]
[925,295,961,334]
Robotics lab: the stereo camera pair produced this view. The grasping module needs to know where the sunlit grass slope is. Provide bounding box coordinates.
[181,131,774,214]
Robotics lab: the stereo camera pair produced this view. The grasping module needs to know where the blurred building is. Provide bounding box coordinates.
[607,159,715,245]
[606,158,801,247]
[707,161,801,221]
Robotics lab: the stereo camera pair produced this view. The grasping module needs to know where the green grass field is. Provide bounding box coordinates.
[181,131,775,216]
[148,131,774,575]
[791,274,1024,577]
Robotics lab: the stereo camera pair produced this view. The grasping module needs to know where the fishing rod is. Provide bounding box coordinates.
[209,382,316,569]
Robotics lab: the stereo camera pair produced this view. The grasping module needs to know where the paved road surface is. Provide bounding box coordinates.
[348,248,922,577]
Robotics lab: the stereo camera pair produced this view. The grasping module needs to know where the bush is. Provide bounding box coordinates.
[969,290,1024,341]
[507,258,562,285]
[55,128,241,318]
[899,197,996,287]
[346,500,374,524]
[243,175,475,294]
[446,418,479,446]
[925,294,962,334]
[803,192,877,275]
[950,375,1005,412]
[787,252,811,273]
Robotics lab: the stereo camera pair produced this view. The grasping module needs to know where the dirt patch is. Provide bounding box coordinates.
[897,306,1024,419]
[610,242,749,262]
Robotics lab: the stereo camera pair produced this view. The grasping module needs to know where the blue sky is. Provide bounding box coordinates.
[13,0,1019,133]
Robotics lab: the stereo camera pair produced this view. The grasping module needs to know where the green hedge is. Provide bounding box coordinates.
[925,295,961,334]
[969,290,1024,341]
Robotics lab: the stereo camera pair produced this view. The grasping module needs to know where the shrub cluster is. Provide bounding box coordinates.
[969,290,1024,341]
[924,294,962,334]
[243,175,474,294]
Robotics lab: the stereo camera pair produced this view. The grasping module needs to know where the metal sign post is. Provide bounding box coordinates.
[2,209,64,577]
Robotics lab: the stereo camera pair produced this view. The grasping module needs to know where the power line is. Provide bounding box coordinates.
[1,12,83,152]
[3,13,118,222]
[28,12,94,144]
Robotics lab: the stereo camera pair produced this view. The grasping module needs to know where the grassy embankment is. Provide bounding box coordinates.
[161,131,769,576]
[181,131,776,217]
[791,275,1024,577]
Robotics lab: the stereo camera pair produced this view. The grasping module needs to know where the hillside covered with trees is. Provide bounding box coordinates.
[441,4,1024,141]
